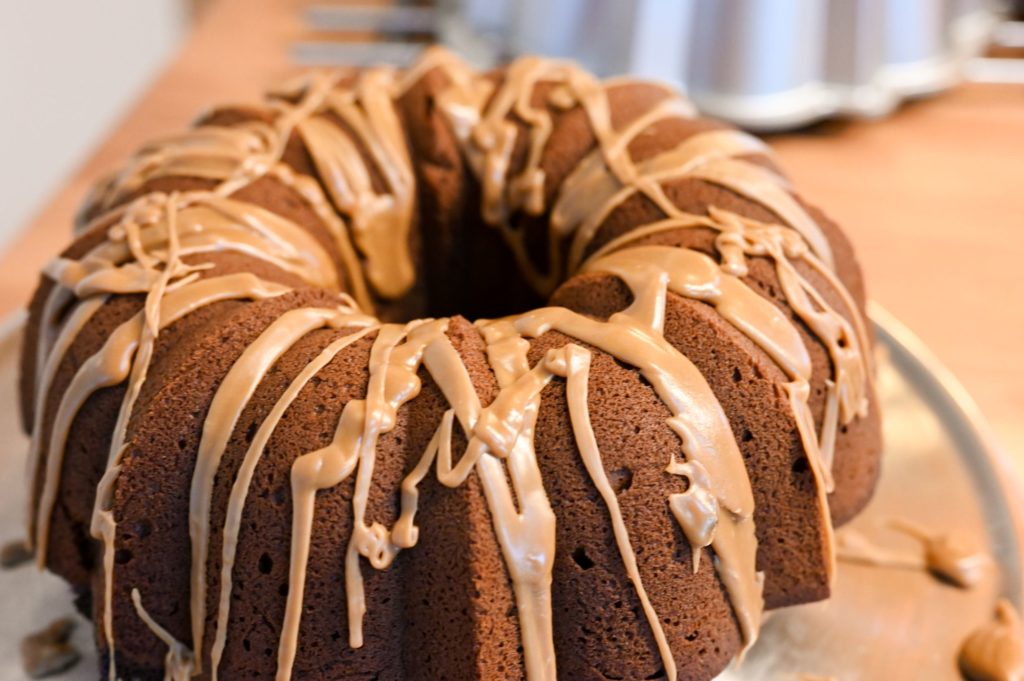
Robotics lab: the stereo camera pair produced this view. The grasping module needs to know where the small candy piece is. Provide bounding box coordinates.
[0,539,33,568]
[20,617,81,679]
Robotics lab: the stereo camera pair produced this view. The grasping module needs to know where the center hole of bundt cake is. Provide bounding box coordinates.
[418,223,551,322]
[424,277,548,322]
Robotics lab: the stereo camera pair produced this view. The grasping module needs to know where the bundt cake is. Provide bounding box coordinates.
[19,48,882,680]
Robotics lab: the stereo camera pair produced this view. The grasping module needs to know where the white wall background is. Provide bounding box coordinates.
[0,0,187,252]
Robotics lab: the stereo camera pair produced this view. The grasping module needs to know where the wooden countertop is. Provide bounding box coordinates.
[2,0,1021,460]
[769,86,1024,465]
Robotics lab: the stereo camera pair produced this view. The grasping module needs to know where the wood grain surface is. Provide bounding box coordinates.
[1,0,1020,460]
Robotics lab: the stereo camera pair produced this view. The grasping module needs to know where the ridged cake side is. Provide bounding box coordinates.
[19,48,881,681]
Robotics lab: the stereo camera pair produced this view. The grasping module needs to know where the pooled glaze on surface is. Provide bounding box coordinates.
[837,518,988,590]
[959,600,1024,681]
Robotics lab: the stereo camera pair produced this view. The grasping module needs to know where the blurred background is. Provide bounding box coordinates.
[0,1,188,253]
[3,0,1022,252]
[0,0,1021,458]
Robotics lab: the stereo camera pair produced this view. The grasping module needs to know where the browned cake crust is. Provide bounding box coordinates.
[19,49,882,681]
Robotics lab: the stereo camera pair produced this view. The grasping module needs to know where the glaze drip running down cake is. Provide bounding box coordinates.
[20,48,882,680]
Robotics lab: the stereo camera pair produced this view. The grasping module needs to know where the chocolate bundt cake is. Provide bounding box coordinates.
[20,49,881,680]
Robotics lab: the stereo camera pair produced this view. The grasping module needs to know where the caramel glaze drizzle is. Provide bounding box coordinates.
[189,305,376,675]
[131,589,195,681]
[582,208,873,497]
[430,49,834,297]
[24,48,877,681]
[80,62,420,310]
[27,71,359,680]
[296,66,416,299]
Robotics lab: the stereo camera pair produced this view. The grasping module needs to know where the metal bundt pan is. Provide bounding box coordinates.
[295,0,1001,131]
